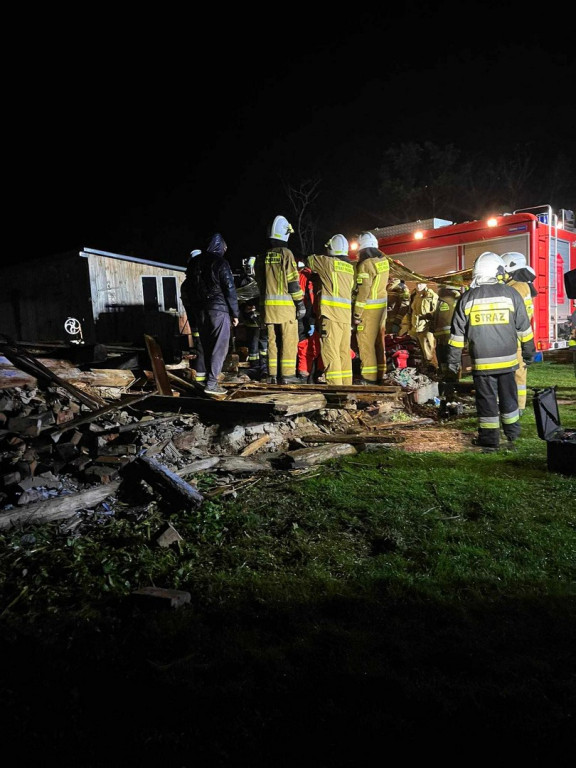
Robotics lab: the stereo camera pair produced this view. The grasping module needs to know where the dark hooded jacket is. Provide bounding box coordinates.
[181,233,239,317]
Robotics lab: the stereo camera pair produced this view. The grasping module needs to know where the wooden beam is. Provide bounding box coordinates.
[144,335,173,396]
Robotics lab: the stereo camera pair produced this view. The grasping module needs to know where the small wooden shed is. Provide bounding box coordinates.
[0,247,189,362]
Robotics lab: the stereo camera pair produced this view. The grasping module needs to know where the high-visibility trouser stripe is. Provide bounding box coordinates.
[361,365,378,375]
[435,325,451,335]
[195,372,207,382]
[478,416,501,429]
[326,368,352,380]
[501,410,520,424]
[449,338,465,348]
[248,353,259,362]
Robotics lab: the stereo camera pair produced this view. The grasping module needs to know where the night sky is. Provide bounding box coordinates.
[12,8,575,268]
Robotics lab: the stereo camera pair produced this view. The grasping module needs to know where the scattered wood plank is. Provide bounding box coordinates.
[275,442,358,469]
[0,355,37,389]
[144,335,173,396]
[130,395,316,422]
[211,456,270,474]
[299,433,404,444]
[0,342,104,409]
[0,479,123,530]
[228,382,401,395]
[239,434,271,456]
[120,455,204,509]
[230,392,327,417]
[40,361,136,389]
[46,391,158,436]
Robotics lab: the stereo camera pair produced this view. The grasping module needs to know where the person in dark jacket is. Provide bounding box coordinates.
[447,251,535,451]
[180,233,239,397]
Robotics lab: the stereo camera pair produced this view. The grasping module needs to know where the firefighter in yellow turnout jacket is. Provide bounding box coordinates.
[501,252,536,414]
[432,282,462,374]
[307,234,355,385]
[255,215,305,384]
[386,278,410,335]
[352,232,390,383]
[447,252,535,451]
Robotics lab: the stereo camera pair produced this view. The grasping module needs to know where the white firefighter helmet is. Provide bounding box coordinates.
[269,215,294,242]
[358,232,378,250]
[326,233,349,257]
[501,252,528,272]
[472,251,506,282]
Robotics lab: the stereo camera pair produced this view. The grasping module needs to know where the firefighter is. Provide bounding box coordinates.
[408,281,439,373]
[307,234,356,385]
[254,215,305,384]
[446,251,535,451]
[386,277,411,335]
[352,232,390,383]
[432,281,462,380]
[239,300,268,381]
[501,252,536,415]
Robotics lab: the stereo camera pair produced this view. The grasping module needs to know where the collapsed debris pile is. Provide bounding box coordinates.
[0,339,473,529]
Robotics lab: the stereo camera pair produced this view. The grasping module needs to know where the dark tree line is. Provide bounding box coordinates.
[105,142,575,265]
[284,142,576,257]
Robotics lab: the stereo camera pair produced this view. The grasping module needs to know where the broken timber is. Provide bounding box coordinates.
[120,455,204,510]
[0,479,123,530]
[0,341,104,410]
[131,392,327,421]
[144,334,173,396]
[275,442,358,469]
[299,433,404,444]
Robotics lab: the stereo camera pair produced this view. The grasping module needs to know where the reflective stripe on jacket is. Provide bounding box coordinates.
[256,246,304,323]
[353,251,390,321]
[447,282,535,375]
[307,254,355,323]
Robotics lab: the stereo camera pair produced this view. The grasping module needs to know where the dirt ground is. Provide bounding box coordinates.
[390,426,475,453]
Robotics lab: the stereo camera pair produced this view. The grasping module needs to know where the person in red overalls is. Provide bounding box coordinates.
[392,347,410,369]
[297,262,324,382]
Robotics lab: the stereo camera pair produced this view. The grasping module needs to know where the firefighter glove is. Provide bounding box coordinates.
[295,302,306,320]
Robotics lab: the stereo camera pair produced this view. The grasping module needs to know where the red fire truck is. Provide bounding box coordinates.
[353,204,576,351]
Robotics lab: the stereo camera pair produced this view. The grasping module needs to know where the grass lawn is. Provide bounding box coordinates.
[1,357,575,766]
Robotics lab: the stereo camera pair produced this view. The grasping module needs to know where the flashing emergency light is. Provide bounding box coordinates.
[486,217,498,227]
[349,241,359,252]
[414,231,424,240]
